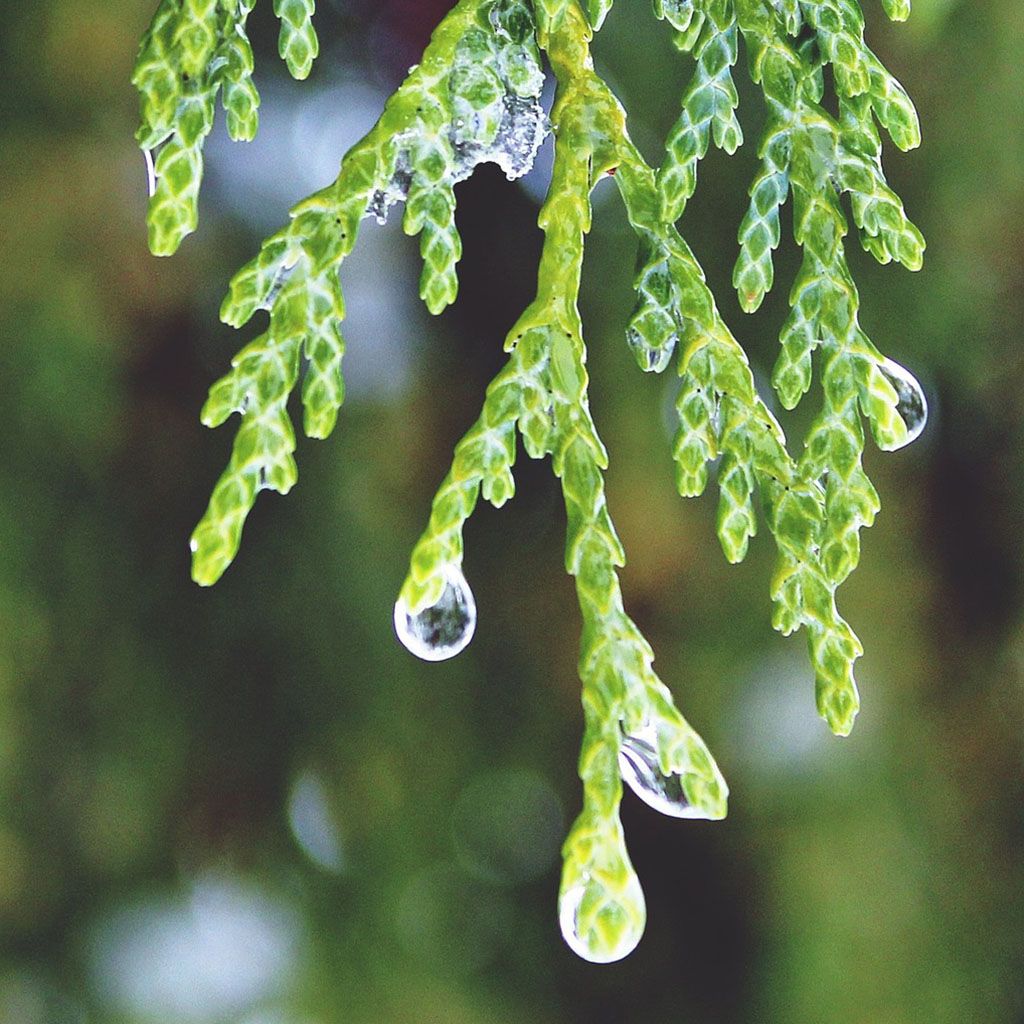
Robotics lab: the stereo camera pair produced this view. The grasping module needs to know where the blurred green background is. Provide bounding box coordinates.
[1,1,1023,1021]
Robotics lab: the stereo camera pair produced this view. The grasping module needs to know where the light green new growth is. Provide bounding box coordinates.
[136,0,925,962]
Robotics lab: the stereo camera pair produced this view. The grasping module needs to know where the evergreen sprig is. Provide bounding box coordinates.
[133,0,321,255]
[137,0,926,962]
[187,0,547,585]
[644,0,924,735]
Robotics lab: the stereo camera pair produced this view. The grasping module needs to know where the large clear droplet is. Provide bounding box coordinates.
[878,357,928,449]
[619,724,714,820]
[394,565,476,662]
[558,874,646,964]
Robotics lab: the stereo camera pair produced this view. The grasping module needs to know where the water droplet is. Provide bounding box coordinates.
[878,358,927,449]
[143,148,157,198]
[619,724,713,819]
[394,565,476,662]
[659,0,697,31]
[626,325,674,373]
[558,874,646,964]
[262,263,293,309]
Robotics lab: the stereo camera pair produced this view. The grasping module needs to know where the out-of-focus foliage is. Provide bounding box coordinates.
[0,0,1023,1019]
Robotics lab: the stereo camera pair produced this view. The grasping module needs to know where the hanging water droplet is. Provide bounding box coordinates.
[558,874,646,964]
[626,325,674,373]
[393,565,476,662]
[878,357,927,449]
[143,148,157,198]
[660,0,697,32]
[619,724,714,819]
[262,263,293,310]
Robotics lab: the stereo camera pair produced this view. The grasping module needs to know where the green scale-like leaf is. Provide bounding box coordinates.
[273,0,318,80]
[659,0,743,222]
[617,105,874,735]
[133,0,321,254]
[725,0,924,731]
[625,235,681,372]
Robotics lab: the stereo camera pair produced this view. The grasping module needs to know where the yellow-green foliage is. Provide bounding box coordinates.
[136,0,925,962]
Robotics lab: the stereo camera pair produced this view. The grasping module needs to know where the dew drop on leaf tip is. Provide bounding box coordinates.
[143,148,157,198]
[558,877,646,964]
[393,564,476,661]
[619,723,716,820]
[878,357,928,449]
[626,326,674,373]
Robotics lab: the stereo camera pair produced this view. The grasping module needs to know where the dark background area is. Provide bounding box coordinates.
[0,1,1022,1021]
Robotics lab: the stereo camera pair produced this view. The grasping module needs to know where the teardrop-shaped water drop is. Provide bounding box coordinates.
[878,357,928,449]
[393,565,476,662]
[619,724,713,820]
[626,325,674,374]
[558,875,646,964]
